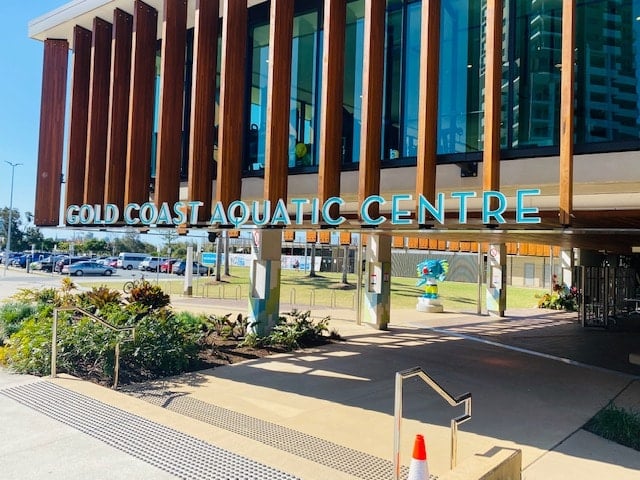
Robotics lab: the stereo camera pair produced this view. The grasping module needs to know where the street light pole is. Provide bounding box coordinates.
[3,161,22,277]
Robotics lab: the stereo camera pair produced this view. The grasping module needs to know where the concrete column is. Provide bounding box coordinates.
[248,229,282,336]
[560,248,574,287]
[363,234,391,330]
[486,243,507,316]
[183,246,193,296]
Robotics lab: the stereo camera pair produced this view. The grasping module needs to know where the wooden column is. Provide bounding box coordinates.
[264,0,294,208]
[482,0,503,197]
[65,26,92,209]
[84,17,113,205]
[104,8,133,211]
[188,0,219,224]
[318,0,346,216]
[415,0,440,216]
[559,0,575,226]
[216,0,247,207]
[125,1,158,206]
[35,39,69,226]
[358,0,385,219]
[154,0,188,207]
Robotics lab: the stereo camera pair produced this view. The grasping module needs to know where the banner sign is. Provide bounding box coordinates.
[65,189,541,228]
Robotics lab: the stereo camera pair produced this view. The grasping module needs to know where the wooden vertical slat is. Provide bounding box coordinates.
[482,0,503,199]
[264,0,294,208]
[35,39,69,226]
[318,0,346,213]
[125,1,158,206]
[216,0,247,207]
[104,9,133,211]
[415,0,440,215]
[84,17,113,205]
[559,0,575,226]
[188,0,219,223]
[358,0,385,219]
[154,0,188,207]
[65,26,92,209]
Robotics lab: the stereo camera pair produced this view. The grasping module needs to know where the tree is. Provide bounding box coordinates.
[82,238,109,255]
[112,230,155,254]
[0,207,24,252]
[22,226,46,251]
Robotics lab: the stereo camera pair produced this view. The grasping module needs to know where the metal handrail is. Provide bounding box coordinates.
[393,366,472,478]
[51,307,135,389]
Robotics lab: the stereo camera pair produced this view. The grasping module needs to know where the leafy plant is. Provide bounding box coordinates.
[78,286,123,310]
[0,303,36,344]
[126,281,170,311]
[584,403,640,451]
[206,313,251,340]
[266,310,330,351]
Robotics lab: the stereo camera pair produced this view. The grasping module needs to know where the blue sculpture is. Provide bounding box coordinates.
[416,259,449,311]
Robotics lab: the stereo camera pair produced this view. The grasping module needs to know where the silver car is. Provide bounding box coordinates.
[62,261,115,276]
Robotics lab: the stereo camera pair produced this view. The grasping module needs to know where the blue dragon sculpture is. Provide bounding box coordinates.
[416,259,449,299]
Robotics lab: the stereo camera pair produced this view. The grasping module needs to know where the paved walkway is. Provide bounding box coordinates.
[1,270,639,478]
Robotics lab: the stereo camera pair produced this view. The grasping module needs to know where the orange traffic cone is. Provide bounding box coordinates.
[407,434,429,480]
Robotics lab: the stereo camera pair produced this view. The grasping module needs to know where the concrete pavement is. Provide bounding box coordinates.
[0,269,639,478]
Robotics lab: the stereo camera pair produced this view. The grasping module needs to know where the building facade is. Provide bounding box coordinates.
[29,0,640,327]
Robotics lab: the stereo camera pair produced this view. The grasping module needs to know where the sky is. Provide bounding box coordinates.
[0,2,60,219]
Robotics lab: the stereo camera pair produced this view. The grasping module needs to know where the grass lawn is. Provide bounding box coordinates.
[78,266,547,312]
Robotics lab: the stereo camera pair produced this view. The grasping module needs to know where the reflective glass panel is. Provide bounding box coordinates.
[575,0,640,143]
[438,1,484,154]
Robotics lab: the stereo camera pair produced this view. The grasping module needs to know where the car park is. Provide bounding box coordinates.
[138,256,166,272]
[31,255,66,272]
[117,252,148,270]
[160,259,178,273]
[55,256,91,273]
[61,261,115,276]
[172,261,209,276]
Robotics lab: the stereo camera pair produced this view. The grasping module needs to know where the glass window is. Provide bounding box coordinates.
[509,0,562,149]
[382,5,402,160]
[438,0,484,154]
[290,9,320,169]
[575,0,640,144]
[342,0,365,165]
[247,22,270,171]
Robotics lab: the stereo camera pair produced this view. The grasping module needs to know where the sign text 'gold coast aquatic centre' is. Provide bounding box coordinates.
[65,189,542,228]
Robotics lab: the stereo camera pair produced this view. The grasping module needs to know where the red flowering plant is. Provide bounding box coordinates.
[538,274,579,311]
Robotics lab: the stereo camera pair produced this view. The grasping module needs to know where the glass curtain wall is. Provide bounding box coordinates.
[341,0,365,165]
[575,0,640,145]
[243,0,640,175]
[439,0,483,154]
[246,3,321,172]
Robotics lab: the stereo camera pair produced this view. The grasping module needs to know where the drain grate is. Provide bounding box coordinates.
[0,381,298,480]
[126,388,424,480]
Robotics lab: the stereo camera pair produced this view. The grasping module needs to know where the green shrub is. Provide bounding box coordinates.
[265,310,330,351]
[584,403,640,451]
[126,281,170,311]
[122,310,203,377]
[206,313,251,340]
[0,303,36,344]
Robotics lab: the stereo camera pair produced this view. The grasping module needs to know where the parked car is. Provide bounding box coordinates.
[97,256,118,268]
[62,261,115,276]
[31,255,66,272]
[139,256,166,272]
[10,252,49,268]
[0,252,21,265]
[55,256,91,273]
[117,252,148,270]
[160,259,178,273]
[172,261,209,276]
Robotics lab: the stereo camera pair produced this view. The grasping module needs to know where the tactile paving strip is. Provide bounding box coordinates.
[127,388,433,480]
[0,381,298,480]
